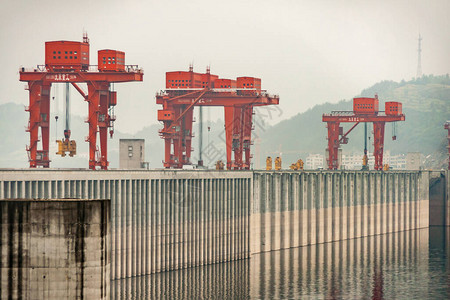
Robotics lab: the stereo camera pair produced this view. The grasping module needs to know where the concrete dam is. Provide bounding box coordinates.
[1,169,439,285]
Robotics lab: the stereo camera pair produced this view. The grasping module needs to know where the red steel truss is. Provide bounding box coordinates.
[322,98,405,170]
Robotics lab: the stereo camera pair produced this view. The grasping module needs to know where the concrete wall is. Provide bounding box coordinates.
[0,169,432,281]
[0,199,110,299]
[0,170,251,280]
[251,171,429,254]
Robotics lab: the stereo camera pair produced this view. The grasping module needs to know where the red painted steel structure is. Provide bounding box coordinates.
[322,96,405,170]
[19,35,143,170]
[156,67,279,170]
[98,49,125,72]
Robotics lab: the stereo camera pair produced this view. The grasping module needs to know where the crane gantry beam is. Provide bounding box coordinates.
[19,35,143,170]
[156,68,279,170]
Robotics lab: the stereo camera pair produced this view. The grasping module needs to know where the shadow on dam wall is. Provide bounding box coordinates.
[429,170,449,226]
[0,169,445,282]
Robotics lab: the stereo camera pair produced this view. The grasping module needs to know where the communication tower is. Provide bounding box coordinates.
[417,34,422,78]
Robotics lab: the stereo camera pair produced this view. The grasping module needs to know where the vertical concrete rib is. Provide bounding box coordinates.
[306,173,316,245]
[214,178,218,263]
[386,174,391,234]
[125,179,131,277]
[235,178,239,259]
[326,173,333,243]
[199,179,203,266]
[137,179,142,276]
[145,179,150,275]
[224,178,229,262]
[195,179,199,267]
[186,178,191,268]
[156,179,161,273]
[172,179,178,271]
[349,173,355,240]
[210,178,214,264]
[240,177,244,259]
[164,179,169,272]
[109,180,115,279]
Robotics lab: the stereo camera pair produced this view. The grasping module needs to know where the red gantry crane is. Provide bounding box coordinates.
[322,95,405,170]
[19,34,143,170]
[156,66,279,170]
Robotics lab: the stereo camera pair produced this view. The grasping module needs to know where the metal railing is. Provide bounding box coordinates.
[19,65,46,72]
[20,65,143,73]
[323,111,390,117]
[156,88,278,98]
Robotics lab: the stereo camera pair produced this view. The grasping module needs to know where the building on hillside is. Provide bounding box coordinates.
[119,139,149,169]
[341,152,364,170]
[306,154,325,169]
[306,151,408,170]
[385,151,407,169]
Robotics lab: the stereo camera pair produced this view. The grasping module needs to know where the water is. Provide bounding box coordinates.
[113,227,449,299]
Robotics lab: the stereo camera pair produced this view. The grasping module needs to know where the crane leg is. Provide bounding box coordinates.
[224,106,234,170]
[161,105,177,168]
[26,82,41,168]
[163,139,172,168]
[326,121,340,170]
[233,106,243,170]
[183,108,194,166]
[225,106,245,170]
[373,121,385,170]
[98,90,109,169]
[39,83,51,167]
[243,106,253,169]
[87,84,98,170]
[162,105,194,168]
[26,82,51,168]
[86,83,109,170]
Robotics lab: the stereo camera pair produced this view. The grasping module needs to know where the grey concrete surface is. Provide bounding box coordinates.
[251,171,429,254]
[0,170,252,280]
[429,171,447,226]
[0,169,434,280]
[0,198,110,300]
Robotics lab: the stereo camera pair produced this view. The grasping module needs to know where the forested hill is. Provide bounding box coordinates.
[258,75,450,168]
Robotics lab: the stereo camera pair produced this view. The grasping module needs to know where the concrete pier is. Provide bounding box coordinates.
[0,169,432,280]
[429,170,450,226]
[0,198,110,299]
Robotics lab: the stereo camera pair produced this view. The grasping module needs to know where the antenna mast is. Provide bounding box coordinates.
[417,34,422,78]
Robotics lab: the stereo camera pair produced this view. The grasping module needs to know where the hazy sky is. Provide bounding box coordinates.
[1,0,449,133]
